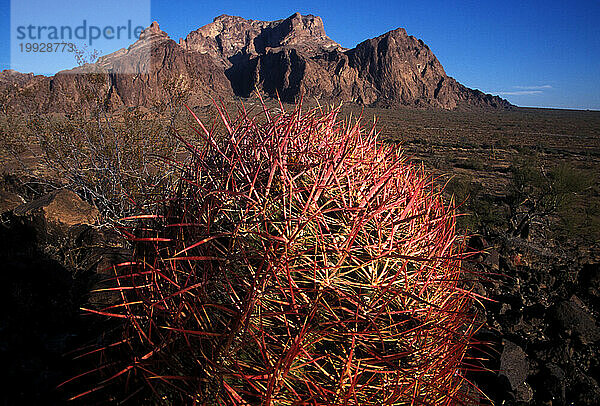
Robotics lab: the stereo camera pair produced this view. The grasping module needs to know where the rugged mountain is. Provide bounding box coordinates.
[344,27,509,109]
[179,13,509,109]
[0,13,510,113]
[0,22,233,113]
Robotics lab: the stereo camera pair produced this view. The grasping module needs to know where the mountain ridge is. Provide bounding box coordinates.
[0,13,511,113]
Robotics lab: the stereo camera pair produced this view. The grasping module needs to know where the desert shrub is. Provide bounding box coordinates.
[27,109,179,221]
[0,113,29,158]
[1,104,180,221]
[70,101,482,404]
[507,158,592,238]
[444,158,596,242]
[0,84,37,160]
[0,46,192,222]
[444,177,507,235]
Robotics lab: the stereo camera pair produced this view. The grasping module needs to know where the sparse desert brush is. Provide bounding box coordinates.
[24,108,180,221]
[72,100,483,405]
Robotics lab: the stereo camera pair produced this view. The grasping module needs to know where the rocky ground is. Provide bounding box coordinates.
[367,105,600,405]
[469,232,600,405]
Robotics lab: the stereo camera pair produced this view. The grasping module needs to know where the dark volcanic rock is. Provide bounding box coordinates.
[550,295,600,344]
[580,263,600,299]
[470,233,600,405]
[1,14,511,112]
[500,340,533,402]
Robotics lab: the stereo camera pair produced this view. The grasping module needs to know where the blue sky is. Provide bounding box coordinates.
[1,0,599,110]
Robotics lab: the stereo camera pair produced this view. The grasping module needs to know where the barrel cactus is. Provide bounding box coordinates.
[76,101,482,404]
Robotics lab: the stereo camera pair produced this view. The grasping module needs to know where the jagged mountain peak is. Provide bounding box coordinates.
[181,13,342,65]
[141,21,169,38]
[1,15,511,112]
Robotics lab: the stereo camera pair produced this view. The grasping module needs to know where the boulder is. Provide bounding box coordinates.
[13,189,99,241]
[500,339,533,402]
[550,295,600,344]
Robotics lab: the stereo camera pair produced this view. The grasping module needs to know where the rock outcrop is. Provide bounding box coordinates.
[0,14,511,112]
[179,14,509,109]
[181,13,342,64]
